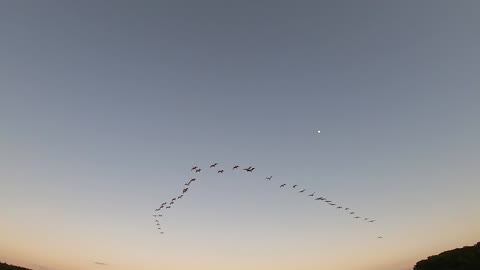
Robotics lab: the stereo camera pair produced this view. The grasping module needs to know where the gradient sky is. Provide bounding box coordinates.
[1,1,479,270]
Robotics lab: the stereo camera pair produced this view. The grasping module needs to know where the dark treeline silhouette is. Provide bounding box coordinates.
[414,242,480,270]
[0,262,31,270]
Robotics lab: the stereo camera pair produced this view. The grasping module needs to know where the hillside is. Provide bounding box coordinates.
[0,262,31,270]
[414,242,480,270]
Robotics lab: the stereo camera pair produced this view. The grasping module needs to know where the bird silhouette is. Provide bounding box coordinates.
[299,189,306,193]
[266,176,272,180]
[217,170,224,173]
[280,184,286,188]
[195,169,201,173]
[243,166,252,171]
[183,188,189,194]
[166,206,171,209]
[315,197,322,200]
[354,216,360,219]
[377,236,383,239]
[308,192,315,197]
[337,206,343,209]
[233,165,239,170]
[350,212,355,215]
[369,220,376,223]
[326,200,332,203]
[292,185,298,189]
[191,166,197,171]
[345,208,350,211]
[364,218,369,221]
[210,163,218,168]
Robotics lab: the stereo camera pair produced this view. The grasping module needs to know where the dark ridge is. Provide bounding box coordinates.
[414,242,480,270]
[0,262,31,270]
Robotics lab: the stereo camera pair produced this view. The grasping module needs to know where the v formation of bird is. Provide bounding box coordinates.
[152,163,381,239]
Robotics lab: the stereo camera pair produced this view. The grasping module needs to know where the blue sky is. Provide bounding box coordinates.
[1,2,479,270]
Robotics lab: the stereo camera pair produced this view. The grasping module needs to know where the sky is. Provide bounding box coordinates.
[1,1,479,270]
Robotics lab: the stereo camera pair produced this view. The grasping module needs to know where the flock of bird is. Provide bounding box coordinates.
[152,163,382,239]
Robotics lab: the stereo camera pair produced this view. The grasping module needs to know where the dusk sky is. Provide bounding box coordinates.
[1,1,479,270]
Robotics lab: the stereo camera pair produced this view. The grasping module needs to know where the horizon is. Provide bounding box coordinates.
[1,1,479,270]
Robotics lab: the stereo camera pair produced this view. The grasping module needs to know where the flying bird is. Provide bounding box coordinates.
[217,170,224,173]
[308,192,315,197]
[292,185,298,189]
[369,220,376,223]
[337,206,343,209]
[345,208,350,211]
[315,197,322,200]
[280,184,286,188]
[299,189,306,193]
[354,216,360,219]
[350,212,355,215]
[195,169,201,173]
[325,200,332,203]
[377,236,383,239]
[266,176,272,180]
[210,163,218,168]
[233,165,239,170]
[191,166,198,171]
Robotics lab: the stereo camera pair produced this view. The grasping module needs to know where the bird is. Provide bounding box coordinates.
[280,184,286,188]
[344,208,350,211]
[178,195,183,199]
[364,218,369,221]
[195,169,201,173]
[337,206,343,209]
[292,185,298,189]
[299,189,306,193]
[172,198,176,201]
[308,192,315,197]
[315,197,322,200]
[169,202,174,205]
[329,203,336,206]
[377,236,383,239]
[266,176,272,180]
[232,165,239,170]
[210,163,218,168]
[190,178,196,182]
[326,200,332,203]
[354,216,360,219]
[183,188,189,194]
[191,166,198,171]
[369,220,376,223]
[243,166,252,172]
[350,212,355,215]
[185,182,190,186]
[217,170,224,173]
[154,208,160,211]
[166,206,171,209]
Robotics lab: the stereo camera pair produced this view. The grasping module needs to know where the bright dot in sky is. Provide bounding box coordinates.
[317,130,321,134]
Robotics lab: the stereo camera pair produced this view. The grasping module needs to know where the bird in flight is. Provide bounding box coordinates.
[280,184,286,188]
[364,218,369,221]
[337,206,343,209]
[178,195,183,199]
[308,192,315,197]
[354,216,360,219]
[369,220,376,223]
[344,208,350,211]
[233,165,239,170]
[377,236,383,239]
[325,200,332,203]
[315,197,322,200]
[217,170,224,173]
[183,188,189,194]
[166,206,171,209]
[299,189,306,193]
[266,176,272,180]
[195,169,201,173]
[210,163,218,168]
[191,166,198,171]
[350,212,355,215]
[292,185,298,189]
